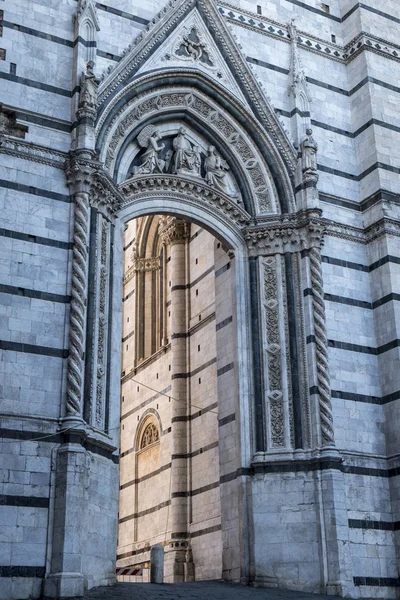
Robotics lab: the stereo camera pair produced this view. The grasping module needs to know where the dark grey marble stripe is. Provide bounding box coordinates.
[353,576,400,588]
[0,284,70,304]
[172,357,217,380]
[2,20,74,46]
[331,390,381,405]
[122,330,134,343]
[370,255,400,271]
[118,499,171,523]
[120,386,171,420]
[331,388,400,405]
[321,255,369,271]
[94,2,149,25]
[216,316,233,331]
[0,566,46,578]
[0,494,49,508]
[318,161,400,182]
[344,3,400,24]
[0,428,62,443]
[215,262,231,278]
[325,293,372,309]
[286,0,400,25]
[0,340,68,358]
[217,362,234,377]
[349,518,399,531]
[0,72,75,97]
[218,413,235,426]
[246,56,289,74]
[0,227,71,250]
[0,179,70,202]
[119,462,171,488]
[12,109,71,132]
[328,338,400,355]
[284,0,341,21]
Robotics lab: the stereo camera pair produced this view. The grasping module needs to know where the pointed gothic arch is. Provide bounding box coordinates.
[96,70,295,214]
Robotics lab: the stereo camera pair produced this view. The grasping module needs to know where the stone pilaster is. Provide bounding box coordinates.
[160,217,190,582]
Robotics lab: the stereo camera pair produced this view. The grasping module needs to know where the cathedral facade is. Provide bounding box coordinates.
[0,0,399,599]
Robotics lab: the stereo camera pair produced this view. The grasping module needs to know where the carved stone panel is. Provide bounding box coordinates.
[262,256,292,449]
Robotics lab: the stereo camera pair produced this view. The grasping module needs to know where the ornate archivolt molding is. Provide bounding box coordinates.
[98,86,280,214]
[96,0,296,176]
[119,174,251,227]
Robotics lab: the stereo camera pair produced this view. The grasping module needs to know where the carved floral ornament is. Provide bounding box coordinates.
[99,88,282,214]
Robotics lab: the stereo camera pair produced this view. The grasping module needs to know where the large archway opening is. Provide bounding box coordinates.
[116,213,244,582]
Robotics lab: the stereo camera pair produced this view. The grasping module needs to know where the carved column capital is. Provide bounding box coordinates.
[65,153,96,194]
[244,211,325,256]
[158,216,189,246]
[90,171,123,219]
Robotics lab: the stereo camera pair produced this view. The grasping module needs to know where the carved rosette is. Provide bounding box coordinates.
[263,257,285,447]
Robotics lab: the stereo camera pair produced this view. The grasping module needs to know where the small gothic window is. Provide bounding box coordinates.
[140,423,159,449]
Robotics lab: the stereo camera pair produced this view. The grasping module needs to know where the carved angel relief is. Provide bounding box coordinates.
[131,125,240,199]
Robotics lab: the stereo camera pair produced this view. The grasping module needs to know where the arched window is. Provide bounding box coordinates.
[140,422,159,449]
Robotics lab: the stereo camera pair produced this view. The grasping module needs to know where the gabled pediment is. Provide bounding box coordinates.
[135,8,249,107]
[97,0,296,174]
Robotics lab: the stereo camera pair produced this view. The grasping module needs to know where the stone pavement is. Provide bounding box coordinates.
[83,581,341,600]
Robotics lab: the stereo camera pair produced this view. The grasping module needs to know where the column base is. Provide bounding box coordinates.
[164,541,188,583]
[43,572,85,599]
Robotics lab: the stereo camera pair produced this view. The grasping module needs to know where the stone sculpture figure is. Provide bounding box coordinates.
[302,128,318,174]
[79,61,98,109]
[204,145,238,197]
[182,35,204,60]
[133,125,165,175]
[192,145,201,175]
[172,128,201,175]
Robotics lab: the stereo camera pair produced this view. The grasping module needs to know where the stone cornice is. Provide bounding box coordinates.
[218,2,400,65]
[0,136,67,169]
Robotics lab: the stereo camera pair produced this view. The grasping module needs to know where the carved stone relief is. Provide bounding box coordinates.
[95,218,109,428]
[102,89,278,213]
[263,256,285,448]
[129,123,240,199]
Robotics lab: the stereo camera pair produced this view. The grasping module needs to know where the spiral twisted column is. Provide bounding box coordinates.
[309,245,334,445]
[66,191,90,418]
